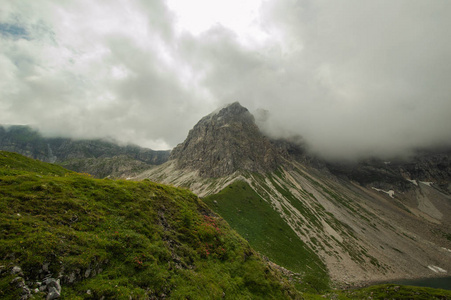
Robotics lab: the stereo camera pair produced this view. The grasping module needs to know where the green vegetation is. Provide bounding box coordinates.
[203,180,329,293]
[0,151,299,299]
[328,284,451,300]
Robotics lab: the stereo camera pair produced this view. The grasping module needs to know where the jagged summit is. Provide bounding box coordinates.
[170,102,280,177]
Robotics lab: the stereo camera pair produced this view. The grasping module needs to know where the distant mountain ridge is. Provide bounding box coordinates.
[0,125,170,177]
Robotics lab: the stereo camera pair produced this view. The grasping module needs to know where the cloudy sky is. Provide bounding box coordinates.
[1,0,451,160]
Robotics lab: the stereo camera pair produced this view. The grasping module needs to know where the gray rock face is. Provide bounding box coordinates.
[43,278,61,300]
[170,102,280,178]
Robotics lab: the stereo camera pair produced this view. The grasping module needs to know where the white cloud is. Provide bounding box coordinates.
[1,0,451,157]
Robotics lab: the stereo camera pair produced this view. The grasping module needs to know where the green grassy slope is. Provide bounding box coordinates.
[203,180,329,293]
[0,151,300,299]
[331,284,451,300]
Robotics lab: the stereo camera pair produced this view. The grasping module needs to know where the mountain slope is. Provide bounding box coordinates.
[136,102,451,287]
[0,151,300,299]
[0,125,170,178]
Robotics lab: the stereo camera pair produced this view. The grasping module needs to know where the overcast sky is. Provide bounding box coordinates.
[1,0,451,160]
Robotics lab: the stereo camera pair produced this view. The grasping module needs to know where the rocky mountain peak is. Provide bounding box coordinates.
[201,102,254,125]
[170,102,280,178]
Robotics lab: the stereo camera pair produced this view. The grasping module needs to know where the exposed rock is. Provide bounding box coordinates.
[68,272,76,283]
[10,276,32,300]
[47,287,60,300]
[11,266,23,276]
[170,102,280,178]
[43,278,61,300]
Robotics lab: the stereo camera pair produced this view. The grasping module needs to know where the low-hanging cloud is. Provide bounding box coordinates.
[1,0,450,160]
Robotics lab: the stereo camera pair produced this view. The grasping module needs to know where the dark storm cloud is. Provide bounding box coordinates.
[1,0,450,158]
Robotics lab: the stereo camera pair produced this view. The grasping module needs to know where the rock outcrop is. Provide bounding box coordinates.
[170,102,281,178]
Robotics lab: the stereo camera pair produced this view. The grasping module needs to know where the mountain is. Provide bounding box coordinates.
[136,102,451,288]
[0,125,170,178]
[170,102,280,178]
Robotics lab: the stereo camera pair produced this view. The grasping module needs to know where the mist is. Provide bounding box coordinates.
[1,0,451,160]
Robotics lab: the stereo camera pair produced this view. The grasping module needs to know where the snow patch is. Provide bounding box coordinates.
[442,247,451,253]
[420,181,433,186]
[383,161,391,165]
[428,265,447,273]
[372,187,395,198]
[406,179,418,186]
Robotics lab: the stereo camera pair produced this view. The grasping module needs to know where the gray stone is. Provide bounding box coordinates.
[21,286,32,300]
[68,272,76,283]
[42,278,61,299]
[44,278,61,293]
[11,266,23,276]
[84,268,91,278]
[11,277,25,286]
[46,286,60,300]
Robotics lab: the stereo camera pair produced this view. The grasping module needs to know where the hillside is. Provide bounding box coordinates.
[0,151,300,299]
